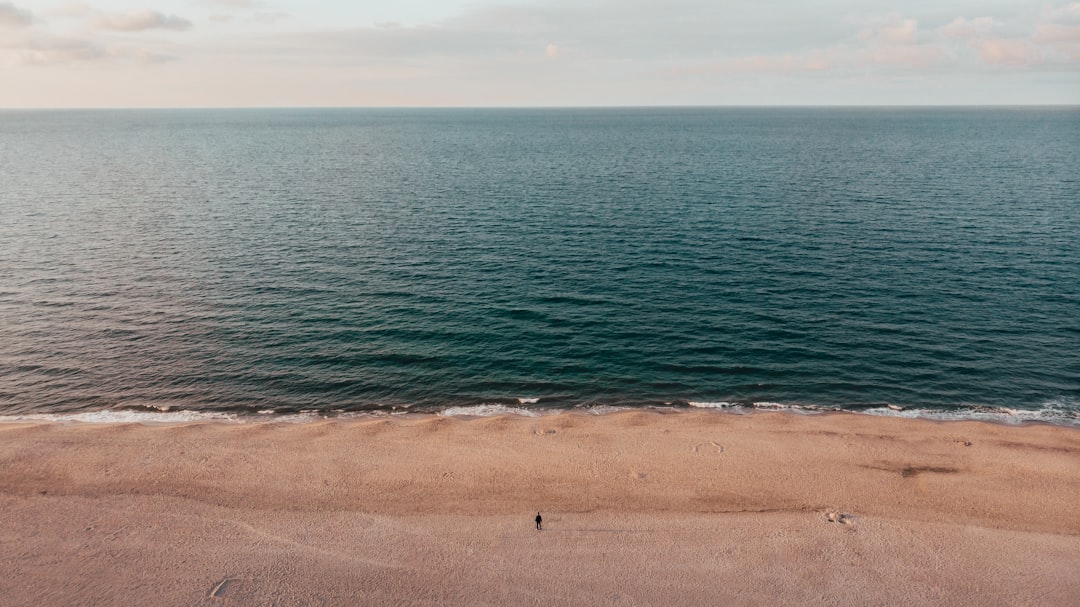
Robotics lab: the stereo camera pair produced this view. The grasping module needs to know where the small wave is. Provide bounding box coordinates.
[578,404,630,415]
[752,401,832,414]
[3,398,1075,427]
[687,401,817,413]
[252,410,329,423]
[687,401,738,409]
[439,404,541,418]
[861,399,1080,426]
[2,409,236,424]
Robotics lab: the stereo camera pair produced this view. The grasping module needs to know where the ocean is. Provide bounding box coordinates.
[1,107,1077,425]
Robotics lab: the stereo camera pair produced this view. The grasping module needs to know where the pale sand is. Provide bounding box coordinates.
[1,411,1078,606]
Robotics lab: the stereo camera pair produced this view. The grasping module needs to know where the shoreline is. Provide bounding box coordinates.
[2,410,1078,605]
[2,400,1078,429]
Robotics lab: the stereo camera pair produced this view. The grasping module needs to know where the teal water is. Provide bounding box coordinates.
[1,108,1078,424]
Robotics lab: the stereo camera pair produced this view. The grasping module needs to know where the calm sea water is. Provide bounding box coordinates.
[1,108,1078,424]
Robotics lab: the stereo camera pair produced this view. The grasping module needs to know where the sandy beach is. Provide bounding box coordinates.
[1,410,1078,606]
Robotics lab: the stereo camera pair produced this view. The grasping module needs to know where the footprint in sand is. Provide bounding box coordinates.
[825,511,853,525]
[606,591,637,606]
[692,441,725,455]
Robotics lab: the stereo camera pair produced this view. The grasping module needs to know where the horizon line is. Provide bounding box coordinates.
[2,103,1078,112]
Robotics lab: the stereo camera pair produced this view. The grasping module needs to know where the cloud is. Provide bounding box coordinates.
[270,24,518,62]
[1032,3,1080,61]
[0,2,33,27]
[190,1,1080,80]
[10,35,179,66]
[250,11,288,24]
[670,47,847,77]
[939,19,1043,67]
[5,0,1075,107]
[857,14,923,47]
[941,16,996,39]
[863,44,945,68]
[1047,2,1080,25]
[200,0,262,8]
[95,10,193,32]
[8,36,176,66]
[929,3,1080,69]
[683,4,1069,75]
[46,2,94,20]
[16,37,106,65]
[975,38,1041,66]
[1035,21,1080,43]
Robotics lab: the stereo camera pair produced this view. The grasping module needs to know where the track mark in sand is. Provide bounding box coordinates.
[220,517,402,570]
[209,578,238,599]
[861,463,959,478]
[164,511,402,571]
[607,591,638,606]
[692,441,724,455]
[900,466,958,478]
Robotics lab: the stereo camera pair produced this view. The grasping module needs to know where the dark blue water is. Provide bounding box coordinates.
[1,108,1078,424]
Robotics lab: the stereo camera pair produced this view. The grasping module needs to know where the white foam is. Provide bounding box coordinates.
[439,404,541,418]
[3,398,1074,427]
[2,409,236,424]
[581,405,629,415]
[517,397,540,405]
[861,400,1080,426]
[753,401,828,414]
[258,411,326,423]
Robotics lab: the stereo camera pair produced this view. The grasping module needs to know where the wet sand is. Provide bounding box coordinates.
[1,411,1078,606]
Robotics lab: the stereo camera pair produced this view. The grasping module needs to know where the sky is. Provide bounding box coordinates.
[1,0,1078,107]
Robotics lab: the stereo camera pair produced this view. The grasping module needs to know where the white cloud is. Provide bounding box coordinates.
[1046,2,1080,25]
[2,0,1077,106]
[0,1,33,27]
[1,5,189,67]
[881,18,918,46]
[44,4,196,30]
[249,11,288,24]
[95,10,193,32]
[46,2,95,20]
[928,3,1080,68]
[941,16,996,39]
[16,36,107,65]
[8,34,180,66]
[200,0,262,7]
[975,38,1042,66]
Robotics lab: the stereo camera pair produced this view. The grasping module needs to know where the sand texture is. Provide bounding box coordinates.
[1,411,1078,606]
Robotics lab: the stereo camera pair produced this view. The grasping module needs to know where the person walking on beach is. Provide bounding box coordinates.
[535,512,542,530]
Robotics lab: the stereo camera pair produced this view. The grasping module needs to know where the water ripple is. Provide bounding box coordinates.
[0,108,1077,423]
